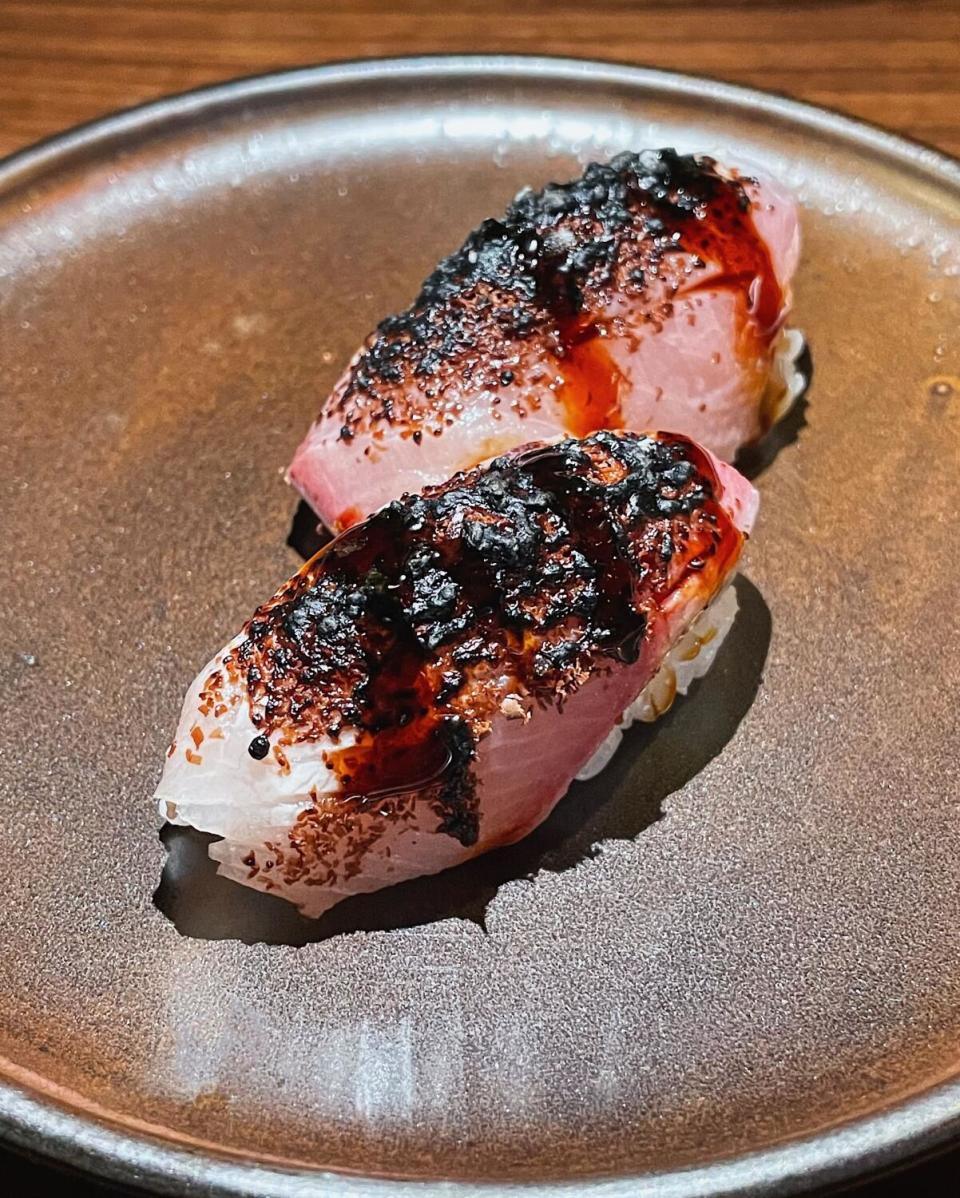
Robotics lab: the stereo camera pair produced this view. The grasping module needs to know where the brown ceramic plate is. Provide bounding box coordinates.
[1,56,959,1197]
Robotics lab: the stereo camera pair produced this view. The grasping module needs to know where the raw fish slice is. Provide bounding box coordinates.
[288,149,799,533]
[157,430,757,917]
[575,582,740,781]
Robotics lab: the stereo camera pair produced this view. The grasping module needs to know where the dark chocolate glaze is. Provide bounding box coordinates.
[224,431,742,846]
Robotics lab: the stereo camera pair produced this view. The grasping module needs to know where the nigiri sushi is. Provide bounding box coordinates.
[157,430,757,917]
[289,149,801,534]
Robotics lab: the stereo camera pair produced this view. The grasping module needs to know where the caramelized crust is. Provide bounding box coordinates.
[328,150,782,443]
[224,432,741,847]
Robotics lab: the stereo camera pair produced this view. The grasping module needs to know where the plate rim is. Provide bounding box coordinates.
[2,51,960,194]
[1,52,958,1198]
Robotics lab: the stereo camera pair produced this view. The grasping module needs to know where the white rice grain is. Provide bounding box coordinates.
[576,585,739,781]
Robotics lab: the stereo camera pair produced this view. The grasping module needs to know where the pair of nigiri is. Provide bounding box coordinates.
[157,149,802,918]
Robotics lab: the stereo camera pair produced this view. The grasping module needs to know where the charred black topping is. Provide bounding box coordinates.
[233,431,741,844]
[416,148,723,311]
[328,149,775,436]
[431,717,478,846]
[247,734,270,760]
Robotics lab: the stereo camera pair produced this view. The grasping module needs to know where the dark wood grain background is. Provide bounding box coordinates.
[1,0,958,1193]
[1,0,959,160]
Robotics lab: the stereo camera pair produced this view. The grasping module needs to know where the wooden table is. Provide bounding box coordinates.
[2,0,958,1194]
[1,0,958,161]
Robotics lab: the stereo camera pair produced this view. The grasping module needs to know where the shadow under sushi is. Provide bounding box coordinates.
[286,498,332,560]
[154,574,772,947]
[736,339,813,481]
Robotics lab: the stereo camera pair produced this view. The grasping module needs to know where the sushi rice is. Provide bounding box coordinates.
[766,326,808,426]
[576,584,739,780]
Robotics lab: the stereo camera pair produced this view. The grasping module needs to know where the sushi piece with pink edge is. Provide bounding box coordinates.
[157,430,757,917]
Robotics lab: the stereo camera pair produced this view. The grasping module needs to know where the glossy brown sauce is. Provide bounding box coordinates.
[534,177,784,443]
[333,504,363,534]
[554,319,626,438]
[674,184,784,356]
[238,432,744,844]
[325,152,788,455]
[322,615,455,809]
[550,184,784,439]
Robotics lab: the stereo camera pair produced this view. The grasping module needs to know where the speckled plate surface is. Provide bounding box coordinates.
[1,56,959,1198]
